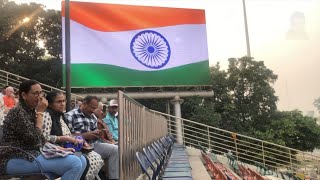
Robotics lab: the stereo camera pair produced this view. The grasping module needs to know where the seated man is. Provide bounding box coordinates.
[103,99,119,142]
[65,96,119,180]
[2,86,16,114]
[94,103,116,145]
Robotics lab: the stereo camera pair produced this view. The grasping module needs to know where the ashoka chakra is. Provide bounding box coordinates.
[130,30,171,69]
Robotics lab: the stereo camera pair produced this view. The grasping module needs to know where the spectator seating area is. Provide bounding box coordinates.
[0,126,49,179]
[135,135,193,180]
[198,143,239,180]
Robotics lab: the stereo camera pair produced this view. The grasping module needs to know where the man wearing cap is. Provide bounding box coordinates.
[103,99,119,142]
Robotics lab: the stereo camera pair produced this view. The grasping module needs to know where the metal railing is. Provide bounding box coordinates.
[118,91,168,180]
[0,69,83,100]
[152,110,320,176]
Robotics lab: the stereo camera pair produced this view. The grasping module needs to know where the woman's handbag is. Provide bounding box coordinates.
[63,136,94,153]
[40,142,74,159]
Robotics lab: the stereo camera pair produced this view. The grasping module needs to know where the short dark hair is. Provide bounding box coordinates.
[19,79,39,102]
[2,85,8,90]
[83,95,99,104]
[46,90,64,105]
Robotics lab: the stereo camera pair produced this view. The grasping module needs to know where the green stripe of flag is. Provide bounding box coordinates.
[63,60,210,87]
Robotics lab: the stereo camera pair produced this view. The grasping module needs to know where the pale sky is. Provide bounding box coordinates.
[12,0,320,116]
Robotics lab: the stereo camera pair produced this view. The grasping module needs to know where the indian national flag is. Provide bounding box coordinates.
[62,1,210,87]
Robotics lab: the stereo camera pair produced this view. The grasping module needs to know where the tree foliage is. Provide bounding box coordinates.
[254,110,320,151]
[208,57,320,151]
[210,57,278,134]
[38,9,62,59]
[314,97,320,114]
[181,96,221,127]
[0,1,62,87]
[0,1,45,65]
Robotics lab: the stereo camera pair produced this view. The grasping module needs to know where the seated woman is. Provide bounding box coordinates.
[0,80,86,180]
[43,91,104,180]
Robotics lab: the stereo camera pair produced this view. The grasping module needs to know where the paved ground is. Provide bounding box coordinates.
[186,147,211,180]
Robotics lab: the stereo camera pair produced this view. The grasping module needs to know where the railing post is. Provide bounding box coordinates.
[262,142,266,166]
[118,91,123,180]
[232,133,239,161]
[207,126,211,150]
[166,101,171,134]
[182,119,185,146]
[170,96,184,144]
[303,152,306,172]
[289,149,293,170]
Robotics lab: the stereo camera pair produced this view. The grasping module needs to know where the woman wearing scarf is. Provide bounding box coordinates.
[0,80,86,180]
[43,91,104,180]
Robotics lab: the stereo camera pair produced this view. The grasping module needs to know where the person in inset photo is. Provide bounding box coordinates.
[286,11,309,40]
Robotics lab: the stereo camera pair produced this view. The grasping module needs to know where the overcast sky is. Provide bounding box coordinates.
[12,0,320,116]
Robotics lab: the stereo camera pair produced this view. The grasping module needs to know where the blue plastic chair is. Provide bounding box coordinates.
[136,151,158,180]
[143,147,161,174]
[145,146,190,173]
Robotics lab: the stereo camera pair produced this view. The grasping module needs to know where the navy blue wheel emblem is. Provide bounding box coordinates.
[130,30,171,69]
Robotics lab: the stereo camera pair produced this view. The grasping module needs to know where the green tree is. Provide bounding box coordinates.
[210,57,278,134]
[38,9,62,59]
[314,97,320,113]
[0,1,62,86]
[209,57,320,151]
[0,1,45,67]
[181,96,221,127]
[255,110,320,151]
[209,62,238,131]
[138,98,167,113]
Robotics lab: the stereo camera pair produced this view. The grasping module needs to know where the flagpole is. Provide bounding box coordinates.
[242,0,251,57]
[65,0,71,111]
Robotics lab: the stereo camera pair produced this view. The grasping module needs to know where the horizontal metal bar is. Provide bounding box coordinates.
[180,123,235,141]
[185,141,207,148]
[209,131,234,141]
[0,70,83,99]
[184,139,297,171]
[183,123,209,133]
[236,142,265,152]
[263,146,293,156]
[155,110,320,158]
[183,132,213,143]
[79,90,214,99]
[183,127,211,137]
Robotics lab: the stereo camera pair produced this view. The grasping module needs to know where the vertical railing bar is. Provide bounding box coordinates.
[262,142,266,166]
[182,119,185,146]
[233,133,239,161]
[117,91,123,180]
[289,149,293,171]
[207,126,211,150]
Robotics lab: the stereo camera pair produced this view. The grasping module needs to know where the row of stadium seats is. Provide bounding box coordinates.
[136,135,193,180]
